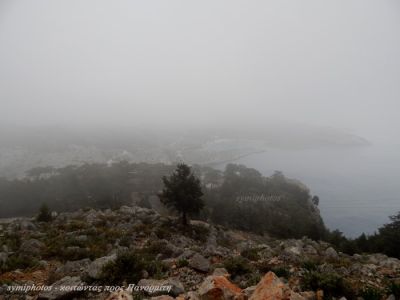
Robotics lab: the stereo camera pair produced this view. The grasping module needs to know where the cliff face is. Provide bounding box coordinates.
[1,205,399,300]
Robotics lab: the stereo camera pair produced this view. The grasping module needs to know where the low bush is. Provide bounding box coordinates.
[141,240,174,258]
[0,254,38,273]
[37,203,52,222]
[177,258,189,268]
[389,282,400,298]
[100,252,146,284]
[302,271,352,299]
[155,226,171,239]
[99,251,167,285]
[301,260,319,271]
[359,287,384,300]
[272,267,290,279]
[241,248,260,261]
[223,256,253,277]
[181,224,210,243]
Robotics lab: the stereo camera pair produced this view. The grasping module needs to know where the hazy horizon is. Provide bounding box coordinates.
[1,0,400,143]
[1,1,400,236]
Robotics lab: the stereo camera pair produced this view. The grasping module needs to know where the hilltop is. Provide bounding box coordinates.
[1,205,399,300]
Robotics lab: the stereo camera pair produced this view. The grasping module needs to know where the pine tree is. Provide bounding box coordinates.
[159,163,204,225]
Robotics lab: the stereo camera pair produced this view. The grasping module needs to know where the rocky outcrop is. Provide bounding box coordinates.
[1,205,400,300]
[198,275,245,300]
[249,272,305,300]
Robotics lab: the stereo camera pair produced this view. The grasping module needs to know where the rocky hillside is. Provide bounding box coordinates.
[1,205,399,300]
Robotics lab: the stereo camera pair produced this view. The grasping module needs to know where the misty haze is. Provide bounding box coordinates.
[1,1,400,299]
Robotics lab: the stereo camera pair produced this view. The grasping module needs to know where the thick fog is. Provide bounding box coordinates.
[1,0,400,140]
[1,0,400,236]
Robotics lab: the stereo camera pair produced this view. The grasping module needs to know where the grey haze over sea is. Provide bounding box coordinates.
[234,142,400,237]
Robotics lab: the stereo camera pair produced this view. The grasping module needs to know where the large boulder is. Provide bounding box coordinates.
[189,253,210,273]
[38,276,85,300]
[198,275,245,300]
[324,247,338,259]
[86,254,116,279]
[249,272,305,300]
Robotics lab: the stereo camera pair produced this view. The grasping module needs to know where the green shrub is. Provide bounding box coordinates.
[0,254,38,273]
[3,233,21,252]
[302,271,348,298]
[272,267,290,278]
[37,203,52,222]
[253,260,290,279]
[119,235,132,247]
[216,236,234,248]
[389,282,400,298]
[360,287,384,300]
[99,250,168,285]
[99,251,146,285]
[141,240,174,258]
[246,272,262,286]
[301,260,319,271]
[145,260,168,280]
[66,220,86,231]
[177,258,189,268]
[223,256,253,277]
[241,248,260,261]
[155,226,171,239]
[181,224,210,243]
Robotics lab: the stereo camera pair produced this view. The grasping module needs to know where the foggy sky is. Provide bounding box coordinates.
[1,0,400,142]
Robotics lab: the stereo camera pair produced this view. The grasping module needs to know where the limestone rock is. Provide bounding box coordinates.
[249,272,305,300]
[86,254,116,279]
[189,253,210,273]
[325,247,338,259]
[198,275,245,300]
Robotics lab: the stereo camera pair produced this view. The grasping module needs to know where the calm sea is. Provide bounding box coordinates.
[234,143,400,237]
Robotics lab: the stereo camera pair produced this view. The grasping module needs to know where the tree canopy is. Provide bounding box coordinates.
[159,163,204,225]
